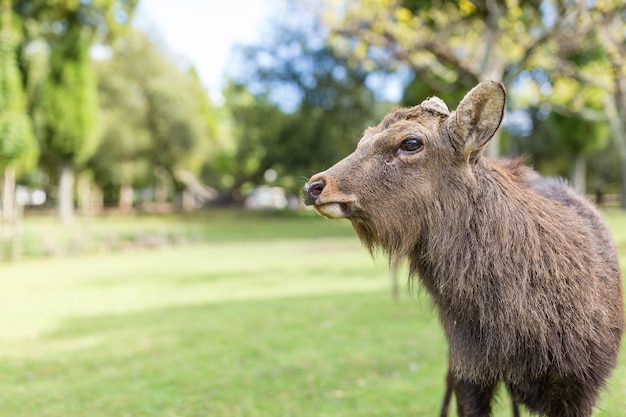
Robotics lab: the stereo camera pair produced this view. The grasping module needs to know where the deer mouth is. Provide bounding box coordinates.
[315,202,348,219]
[314,201,363,219]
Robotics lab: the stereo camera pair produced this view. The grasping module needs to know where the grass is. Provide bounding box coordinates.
[13,210,356,259]
[0,210,625,416]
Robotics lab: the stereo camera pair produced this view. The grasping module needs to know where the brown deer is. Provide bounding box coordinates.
[303,81,624,417]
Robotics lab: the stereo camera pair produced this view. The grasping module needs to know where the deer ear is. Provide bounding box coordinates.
[447,81,506,156]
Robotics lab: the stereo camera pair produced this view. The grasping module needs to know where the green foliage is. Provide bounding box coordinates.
[216,82,286,192]
[0,1,37,169]
[91,32,152,190]
[513,108,609,179]
[143,73,211,178]
[185,67,220,172]
[549,111,609,155]
[588,141,623,193]
[13,0,139,44]
[8,0,140,219]
[37,26,99,165]
[93,29,215,198]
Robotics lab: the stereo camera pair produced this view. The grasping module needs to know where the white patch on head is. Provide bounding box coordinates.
[315,203,346,219]
[421,96,449,115]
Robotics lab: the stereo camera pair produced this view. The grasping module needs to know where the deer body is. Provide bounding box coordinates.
[303,81,624,417]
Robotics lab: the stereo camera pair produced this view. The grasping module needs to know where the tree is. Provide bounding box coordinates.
[0,0,37,235]
[36,24,100,222]
[140,48,215,209]
[13,0,139,221]
[92,30,152,210]
[93,29,216,209]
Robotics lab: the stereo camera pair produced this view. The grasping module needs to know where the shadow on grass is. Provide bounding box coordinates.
[2,291,451,417]
[3,286,625,417]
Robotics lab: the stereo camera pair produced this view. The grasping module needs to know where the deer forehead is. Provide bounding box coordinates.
[357,119,443,151]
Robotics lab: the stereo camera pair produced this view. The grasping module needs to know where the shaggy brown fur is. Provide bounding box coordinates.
[303,81,624,417]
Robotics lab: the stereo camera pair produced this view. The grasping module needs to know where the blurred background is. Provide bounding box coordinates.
[0,1,625,416]
[0,0,624,236]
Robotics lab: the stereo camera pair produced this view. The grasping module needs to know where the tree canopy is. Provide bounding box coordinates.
[0,0,36,170]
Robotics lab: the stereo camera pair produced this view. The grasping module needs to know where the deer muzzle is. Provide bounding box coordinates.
[303,175,359,219]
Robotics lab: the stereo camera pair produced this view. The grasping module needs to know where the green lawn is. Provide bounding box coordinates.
[13,210,356,260]
[1,210,625,416]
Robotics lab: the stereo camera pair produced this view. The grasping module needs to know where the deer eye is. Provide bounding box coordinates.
[400,138,424,153]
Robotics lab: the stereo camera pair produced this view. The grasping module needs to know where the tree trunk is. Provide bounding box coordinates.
[182,189,195,212]
[3,166,23,261]
[10,199,22,262]
[118,183,134,212]
[154,167,169,211]
[571,153,586,196]
[58,162,75,224]
[2,165,15,228]
[621,158,626,211]
[91,185,103,215]
[603,97,626,210]
[480,8,506,160]
[485,131,501,159]
[77,172,91,219]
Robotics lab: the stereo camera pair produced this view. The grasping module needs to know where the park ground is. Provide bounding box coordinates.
[0,210,625,417]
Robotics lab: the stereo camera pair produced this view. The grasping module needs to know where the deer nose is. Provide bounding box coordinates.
[303,178,325,206]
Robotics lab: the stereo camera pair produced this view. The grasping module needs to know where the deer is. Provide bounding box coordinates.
[303,81,624,417]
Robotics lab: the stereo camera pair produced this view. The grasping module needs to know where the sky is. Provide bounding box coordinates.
[134,0,277,102]
[132,1,406,105]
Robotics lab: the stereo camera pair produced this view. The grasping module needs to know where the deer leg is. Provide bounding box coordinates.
[439,368,455,417]
[454,378,496,417]
[511,397,520,417]
[441,370,519,417]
